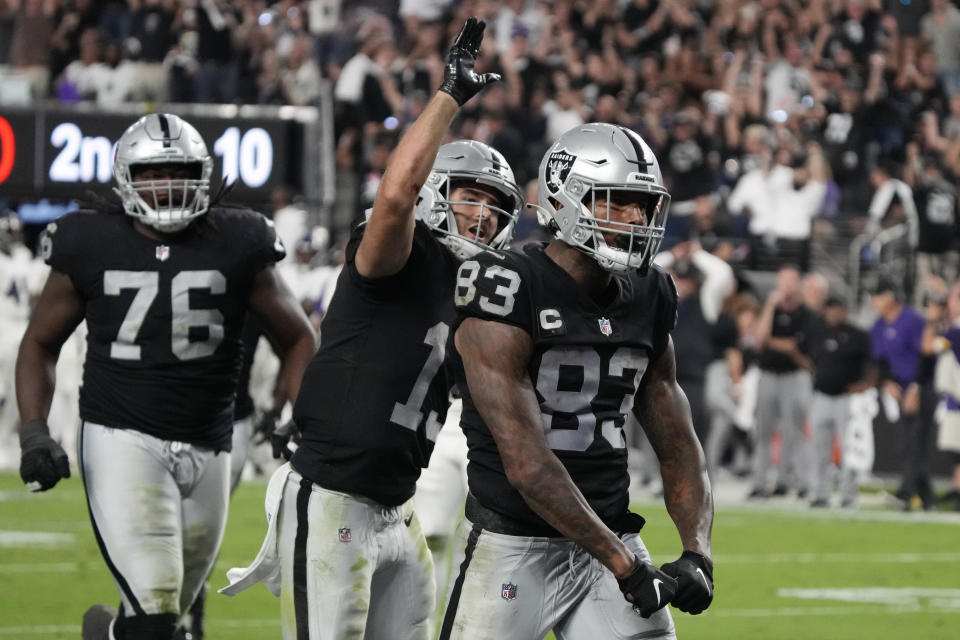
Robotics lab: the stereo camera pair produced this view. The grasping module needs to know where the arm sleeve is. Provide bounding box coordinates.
[454,252,533,335]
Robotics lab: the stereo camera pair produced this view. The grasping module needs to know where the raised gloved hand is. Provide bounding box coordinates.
[617,556,678,618]
[438,17,501,106]
[19,419,70,492]
[660,550,714,615]
[270,419,301,461]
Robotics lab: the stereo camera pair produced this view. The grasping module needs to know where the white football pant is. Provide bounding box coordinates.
[80,421,230,620]
[440,522,675,640]
[276,467,435,639]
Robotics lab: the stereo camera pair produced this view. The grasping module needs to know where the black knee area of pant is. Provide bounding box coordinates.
[114,613,179,639]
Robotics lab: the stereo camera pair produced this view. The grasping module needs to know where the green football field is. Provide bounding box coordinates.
[2,471,960,639]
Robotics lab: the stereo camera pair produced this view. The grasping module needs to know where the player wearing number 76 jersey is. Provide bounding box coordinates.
[219,17,522,640]
[15,113,318,640]
[442,123,715,639]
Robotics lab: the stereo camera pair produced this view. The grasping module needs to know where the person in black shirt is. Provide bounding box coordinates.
[16,113,317,640]
[221,19,524,640]
[807,297,871,508]
[443,123,713,639]
[911,157,960,302]
[750,265,814,498]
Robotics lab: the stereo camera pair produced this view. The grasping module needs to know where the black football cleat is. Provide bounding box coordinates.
[82,604,117,640]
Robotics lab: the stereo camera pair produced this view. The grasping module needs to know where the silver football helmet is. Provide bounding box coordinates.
[113,113,213,233]
[415,140,523,260]
[537,123,670,273]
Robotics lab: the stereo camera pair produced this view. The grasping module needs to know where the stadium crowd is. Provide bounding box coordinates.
[3,0,960,512]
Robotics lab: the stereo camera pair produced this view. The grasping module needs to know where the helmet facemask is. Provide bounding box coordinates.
[113,113,213,234]
[537,123,672,274]
[116,162,210,233]
[415,140,523,261]
[571,185,669,273]
[423,176,520,261]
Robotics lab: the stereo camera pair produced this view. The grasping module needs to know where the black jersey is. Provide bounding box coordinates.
[453,243,678,534]
[42,208,284,450]
[291,221,459,506]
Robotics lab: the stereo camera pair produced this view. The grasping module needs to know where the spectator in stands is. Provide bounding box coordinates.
[866,159,920,293]
[871,279,937,510]
[750,264,814,499]
[193,0,240,103]
[654,241,737,446]
[281,33,322,106]
[921,0,960,96]
[926,280,960,510]
[542,69,588,143]
[807,296,871,508]
[7,0,56,100]
[661,107,716,221]
[48,0,100,86]
[95,40,137,105]
[129,0,175,102]
[704,292,760,478]
[728,145,827,271]
[57,26,108,101]
[802,272,830,318]
[906,153,960,303]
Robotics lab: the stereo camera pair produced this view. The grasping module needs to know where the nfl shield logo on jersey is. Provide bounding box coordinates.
[598,317,613,336]
[338,527,351,543]
[155,245,170,262]
[501,583,517,601]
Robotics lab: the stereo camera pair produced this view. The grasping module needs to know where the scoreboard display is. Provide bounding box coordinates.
[0,107,311,204]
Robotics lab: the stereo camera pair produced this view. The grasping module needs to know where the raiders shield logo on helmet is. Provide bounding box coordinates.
[545,150,576,194]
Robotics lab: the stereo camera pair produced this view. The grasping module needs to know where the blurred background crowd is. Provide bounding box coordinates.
[2,0,959,276]
[3,0,960,509]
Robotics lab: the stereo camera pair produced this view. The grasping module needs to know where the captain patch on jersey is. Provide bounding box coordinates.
[453,243,677,533]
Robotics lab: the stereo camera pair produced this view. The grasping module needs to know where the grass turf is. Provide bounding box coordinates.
[2,471,959,639]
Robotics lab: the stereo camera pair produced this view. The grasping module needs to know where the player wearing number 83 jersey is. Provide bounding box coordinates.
[452,246,677,533]
[441,123,714,640]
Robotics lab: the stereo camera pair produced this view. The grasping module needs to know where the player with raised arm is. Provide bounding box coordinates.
[15,113,317,640]
[443,123,715,639]
[220,18,523,639]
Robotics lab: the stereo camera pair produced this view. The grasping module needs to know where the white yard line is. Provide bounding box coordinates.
[711,605,937,618]
[0,531,74,547]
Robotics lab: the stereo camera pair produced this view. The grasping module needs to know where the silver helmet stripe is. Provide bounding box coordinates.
[156,114,172,148]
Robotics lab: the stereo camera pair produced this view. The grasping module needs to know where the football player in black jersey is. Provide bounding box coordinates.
[15,113,317,640]
[442,123,715,639]
[219,18,522,640]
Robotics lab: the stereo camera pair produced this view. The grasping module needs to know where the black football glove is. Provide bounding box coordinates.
[660,550,714,615]
[270,419,301,461]
[617,556,678,618]
[19,419,70,492]
[438,17,501,106]
[252,409,280,445]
